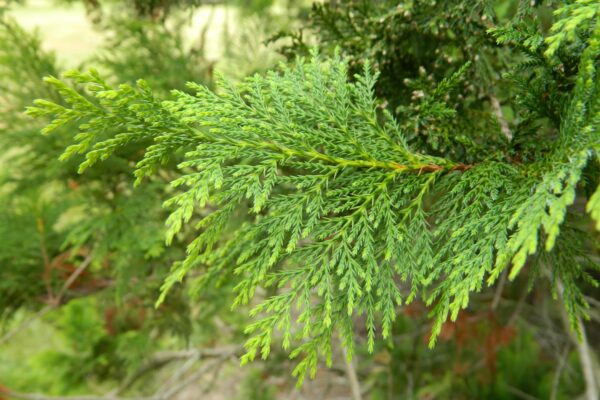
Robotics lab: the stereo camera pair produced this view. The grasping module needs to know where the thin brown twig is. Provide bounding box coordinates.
[3,392,136,400]
[154,355,202,397]
[53,252,94,306]
[490,95,512,141]
[491,268,508,311]
[156,348,237,400]
[110,346,238,396]
[556,281,598,400]
[4,347,239,400]
[0,252,94,347]
[341,344,362,400]
[0,306,52,347]
[550,344,571,400]
[506,386,540,400]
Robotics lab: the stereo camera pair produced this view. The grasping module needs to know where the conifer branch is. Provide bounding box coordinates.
[26,3,600,380]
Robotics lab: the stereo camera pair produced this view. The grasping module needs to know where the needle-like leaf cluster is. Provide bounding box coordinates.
[27,0,600,384]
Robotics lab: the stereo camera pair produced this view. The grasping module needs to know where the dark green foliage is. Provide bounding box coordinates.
[274,0,512,161]
[364,312,585,400]
[0,17,67,320]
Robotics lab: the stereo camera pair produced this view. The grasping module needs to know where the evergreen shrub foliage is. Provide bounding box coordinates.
[0,6,220,388]
[25,0,600,384]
